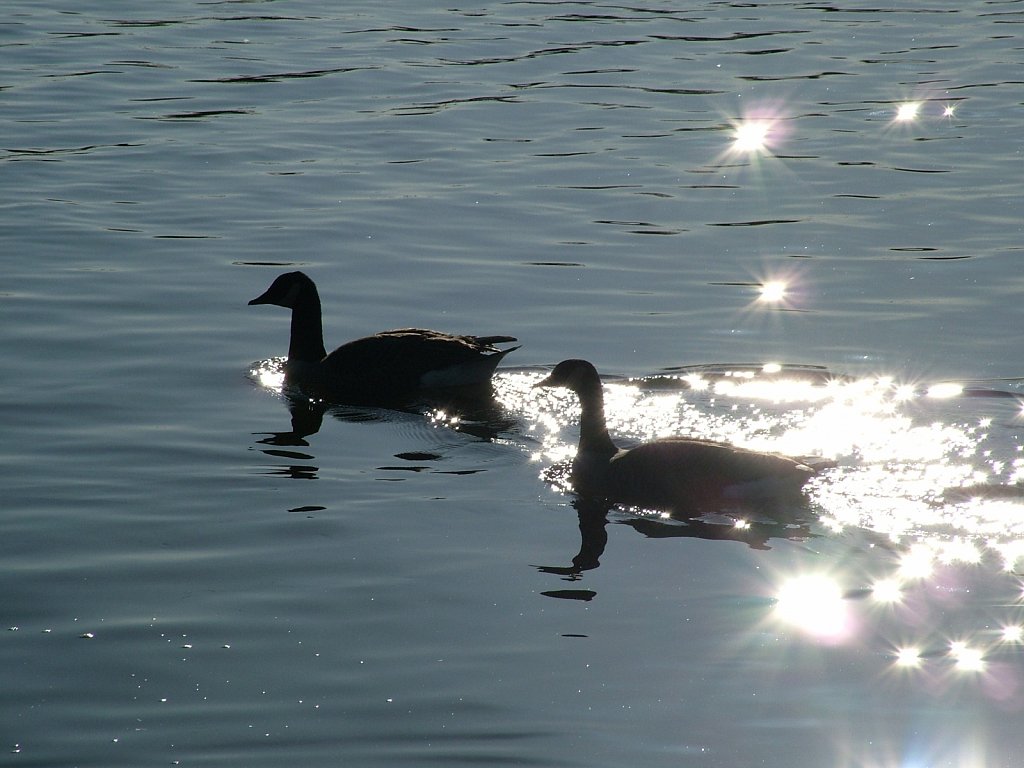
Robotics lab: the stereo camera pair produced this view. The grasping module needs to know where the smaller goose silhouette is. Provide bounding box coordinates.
[535,359,821,513]
[249,271,518,404]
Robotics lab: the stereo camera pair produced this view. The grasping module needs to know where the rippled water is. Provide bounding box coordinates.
[4,2,1024,766]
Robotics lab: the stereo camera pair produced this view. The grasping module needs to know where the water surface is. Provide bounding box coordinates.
[4,2,1024,766]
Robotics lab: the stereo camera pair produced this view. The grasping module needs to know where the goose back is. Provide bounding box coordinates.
[319,329,518,400]
[585,438,815,511]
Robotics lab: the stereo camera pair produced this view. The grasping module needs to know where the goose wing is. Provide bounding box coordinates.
[320,328,518,396]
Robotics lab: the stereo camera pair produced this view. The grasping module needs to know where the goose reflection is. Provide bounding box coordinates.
[255,395,326,447]
[252,370,521,448]
[536,496,818,581]
[251,370,521,485]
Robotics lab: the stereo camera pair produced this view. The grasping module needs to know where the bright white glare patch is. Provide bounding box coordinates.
[872,578,903,604]
[759,281,787,302]
[892,384,917,402]
[732,120,772,153]
[774,575,848,639]
[682,374,709,391]
[895,102,922,122]
[927,382,964,399]
[1001,625,1024,643]
[942,103,957,118]
[894,646,922,668]
[993,540,1024,572]
[762,362,782,375]
[429,409,461,429]
[937,539,982,565]
[898,545,934,580]
[253,360,286,392]
[950,641,985,672]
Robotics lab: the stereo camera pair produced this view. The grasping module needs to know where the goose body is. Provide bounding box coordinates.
[535,359,819,512]
[249,271,518,403]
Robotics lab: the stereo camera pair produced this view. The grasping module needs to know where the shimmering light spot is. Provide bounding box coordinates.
[942,103,957,118]
[927,382,964,399]
[898,545,934,581]
[252,358,286,392]
[895,102,922,122]
[732,120,772,153]
[1001,625,1023,643]
[937,538,981,565]
[759,281,787,303]
[761,362,782,375]
[950,641,985,672]
[429,409,462,429]
[774,575,849,639]
[682,374,709,391]
[894,646,922,668]
[893,383,917,402]
[872,578,903,604]
[993,540,1024,572]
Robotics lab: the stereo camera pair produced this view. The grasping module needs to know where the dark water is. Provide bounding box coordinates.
[4,2,1024,765]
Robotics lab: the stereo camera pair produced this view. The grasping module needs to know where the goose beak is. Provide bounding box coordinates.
[248,291,272,306]
[533,374,554,389]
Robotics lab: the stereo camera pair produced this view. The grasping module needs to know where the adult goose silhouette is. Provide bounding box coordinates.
[249,271,518,404]
[535,359,824,514]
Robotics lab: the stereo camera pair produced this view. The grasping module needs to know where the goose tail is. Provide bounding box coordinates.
[474,334,518,346]
[421,345,521,389]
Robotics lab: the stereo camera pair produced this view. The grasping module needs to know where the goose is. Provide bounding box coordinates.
[534,359,822,513]
[249,271,518,404]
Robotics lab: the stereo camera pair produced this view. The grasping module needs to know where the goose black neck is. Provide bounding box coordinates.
[575,378,618,457]
[288,286,328,363]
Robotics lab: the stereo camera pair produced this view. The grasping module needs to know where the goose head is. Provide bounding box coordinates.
[534,359,603,397]
[248,271,315,309]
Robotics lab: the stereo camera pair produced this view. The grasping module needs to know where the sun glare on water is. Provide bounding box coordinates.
[759,280,787,303]
[732,120,772,153]
[895,101,922,122]
[251,358,286,392]
[497,359,1024,698]
[774,574,850,639]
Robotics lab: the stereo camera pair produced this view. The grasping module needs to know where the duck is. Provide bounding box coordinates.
[249,271,519,404]
[534,359,822,514]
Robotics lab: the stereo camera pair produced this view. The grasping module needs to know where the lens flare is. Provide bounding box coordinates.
[894,646,923,668]
[949,641,985,672]
[682,373,709,391]
[871,578,903,604]
[893,383,917,402]
[759,281,787,303]
[774,575,849,639]
[732,120,772,153]
[897,544,935,581]
[1001,625,1023,643]
[721,102,791,160]
[895,102,922,122]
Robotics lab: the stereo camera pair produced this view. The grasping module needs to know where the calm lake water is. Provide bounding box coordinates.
[4,1,1024,765]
